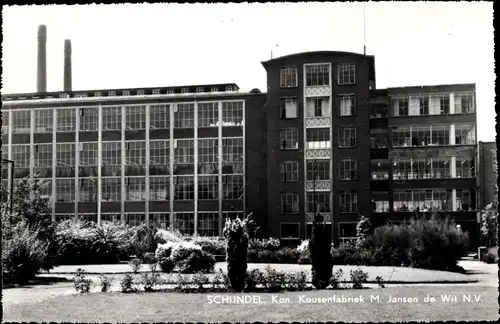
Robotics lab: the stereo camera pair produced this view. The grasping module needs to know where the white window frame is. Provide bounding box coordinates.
[337,63,356,85]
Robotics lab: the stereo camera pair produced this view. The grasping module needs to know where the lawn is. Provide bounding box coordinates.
[3,286,497,322]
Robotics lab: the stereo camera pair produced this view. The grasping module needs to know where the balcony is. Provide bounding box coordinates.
[305,180,331,191]
[304,86,330,97]
[305,117,331,128]
[305,149,330,159]
[306,212,331,222]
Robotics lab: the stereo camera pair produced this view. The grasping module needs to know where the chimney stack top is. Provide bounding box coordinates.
[38,25,47,40]
[64,39,72,52]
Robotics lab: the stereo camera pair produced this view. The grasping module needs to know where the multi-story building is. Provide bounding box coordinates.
[478,141,497,210]
[0,48,482,245]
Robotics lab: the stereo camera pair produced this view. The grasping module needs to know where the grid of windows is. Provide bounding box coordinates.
[174,213,195,235]
[198,103,219,127]
[280,97,298,119]
[174,103,194,128]
[222,101,243,126]
[1,111,9,135]
[199,138,219,174]
[198,213,219,236]
[392,98,409,116]
[125,214,146,227]
[280,192,299,214]
[337,63,356,85]
[126,177,146,201]
[102,142,121,177]
[102,106,122,131]
[198,176,218,200]
[79,107,98,131]
[126,141,146,165]
[306,160,330,181]
[456,189,475,210]
[339,191,357,213]
[149,140,169,175]
[454,92,475,113]
[455,124,476,145]
[456,156,476,178]
[222,138,243,174]
[56,178,75,202]
[306,128,330,149]
[37,179,52,199]
[150,213,169,229]
[306,64,330,86]
[222,175,243,199]
[339,159,357,180]
[150,176,169,200]
[338,94,356,116]
[392,125,453,147]
[34,144,52,178]
[79,178,97,202]
[57,108,76,132]
[307,192,331,213]
[150,104,170,129]
[126,105,146,130]
[101,178,121,202]
[174,176,194,200]
[34,109,53,133]
[338,127,356,148]
[56,143,75,177]
[392,155,474,180]
[280,161,299,182]
[280,128,299,150]
[393,189,453,212]
[79,142,98,177]
[174,139,194,175]
[280,67,298,88]
[12,110,31,134]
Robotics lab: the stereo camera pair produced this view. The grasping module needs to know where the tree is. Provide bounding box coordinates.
[480,202,498,247]
[309,221,333,289]
[356,215,373,249]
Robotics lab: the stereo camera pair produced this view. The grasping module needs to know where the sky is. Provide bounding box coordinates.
[1,2,495,141]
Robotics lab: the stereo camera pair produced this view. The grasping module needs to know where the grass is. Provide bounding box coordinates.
[3,286,497,322]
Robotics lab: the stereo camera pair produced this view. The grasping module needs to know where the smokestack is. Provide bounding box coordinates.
[64,39,72,92]
[37,25,47,93]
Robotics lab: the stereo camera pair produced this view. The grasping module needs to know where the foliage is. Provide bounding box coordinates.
[481,250,498,264]
[223,214,252,292]
[192,272,210,292]
[331,240,360,265]
[129,225,164,259]
[141,272,161,292]
[350,269,369,289]
[99,274,113,292]
[73,269,93,293]
[287,271,308,291]
[245,269,264,292]
[120,274,137,293]
[275,247,300,263]
[129,258,142,274]
[248,237,281,252]
[375,276,385,288]
[355,215,373,249]
[193,236,227,255]
[363,224,412,266]
[212,270,227,290]
[176,249,216,274]
[156,228,184,243]
[309,221,333,289]
[330,269,344,289]
[262,265,286,292]
[143,252,156,264]
[480,202,498,247]
[158,257,175,273]
[297,240,311,264]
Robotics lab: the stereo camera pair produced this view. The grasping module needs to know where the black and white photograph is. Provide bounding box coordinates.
[0,2,497,322]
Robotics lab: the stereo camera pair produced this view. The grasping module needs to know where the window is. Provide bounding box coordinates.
[306,128,330,149]
[431,125,449,146]
[149,104,169,129]
[137,90,145,96]
[34,144,52,178]
[174,139,194,175]
[305,97,330,118]
[307,192,331,213]
[280,97,298,119]
[34,110,53,133]
[339,159,357,180]
[181,88,189,94]
[454,92,474,114]
[226,85,234,92]
[79,178,97,202]
[280,192,299,214]
[56,178,75,202]
[222,175,243,199]
[196,87,204,93]
[150,176,169,201]
[102,141,121,177]
[167,89,175,95]
[306,64,330,86]
[198,103,219,127]
[79,142,98,177]
[371,160,389,180]
[338,223,357,242]
[101,214,121,225]
[94,92,102,97]
[456,156,475,178]
[369,129,388,149]
[393,189,453,212]
[76,94,88,98]
[122,90,130,96]
[222,138,243,174]
[55,214,74,222]
[1,111,9,135]
[126,141,146,176]
[174,103,194,128]
[174,213,194,235]
[222,101,243,126]
[338,127,356,148]
[102,106,122,131]
[199,138,219,174]
[79,107,98,131]
[126,105,146,130]
[391,126,411,147]
[280,128,299,150]
[125,177,145,200]
[337,63,356,85]
[198,213,219,236]
[211,87,218,93]
[174,176,194,200]
[108,91,116,96]
[370,102,388,118]
[456,188,476,210]
[455,124,476,145]
[152,89,161,95]
[371,191,389,213]
[429,94,450,115]
[150,213,169,229]
[338,94,356,116]
[339,191,357,213]
[125,214,146,227]
[101,178,121,202]
[280,67,298,88]
[56,143,75,177]
[12,110,31,134]
[306,160,330,181]
[392,97,409,116]
[281,223,300,239]
[12,145,30,177]
[280,161,299,182]
[149,140,169,175]
[198,176,218,200]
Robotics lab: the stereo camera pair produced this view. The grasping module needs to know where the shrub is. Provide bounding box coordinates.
[375,276,385,288]
[330,269,344,289]
[356,215,373,249]
[156,228,184,243]
[263,266,285,292]
[350,269,369,289]
[331,240,360,265]
[155,241,176,260]
[99,274,113,292]
[481,251,497,264]
[224,215,254,292]
[129,225,163,259]
[158,257,175,273]
[143,252,156,264]
[309,222,333,289]
[193,236,227,255]
[120,274,136,293]
[73,269,93,293]
[141,272,161,292]
[170,241,202,264]
[212,270,227,291]
[2,225,49,284]
[129,258,142,274]
[248,237,281,252]
[192,272,210,292]
[247,249,259,263]
[174,273,188,292]
[286,271,308,291]
[176,249,216,274]
[257,249,277,263]
[297,241,311,264]
[364,224,412,266]
[245,269,264,292]
[275,247,300,263]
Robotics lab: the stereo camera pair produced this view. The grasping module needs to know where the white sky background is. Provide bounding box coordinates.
[1,2,495,141]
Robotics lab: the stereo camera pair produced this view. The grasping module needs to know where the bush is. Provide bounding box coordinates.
[129,225,164,259]
[330,269,344,289]
[309,222,333,289]
[224,215,253,292]
[170,241,202,264]
[262,266,286,292]
[275,247,300,263]
[176,249,216,274]
[99,274,113,292]
[129,258,142,274]
[73,269,93,293]
[286,271,308,291]
[193,236,227,255]
[481,251,498,264]
[375,276,385,288]
[248,238,281,252]
[350,269,369,289]
[143,252,156,264]
[2,225,49,284]
[158,257,175,273]
[245,269,264,292]
[156,228,184,243]
[141,272,161,292]
[120,274,136,293]
[331,240,360,265]
[212,270,227,291]
[192,272,210,292]
[257,249,277,263]
[247,249,259,263]
[364,224,412,266]
[155,241,176,261]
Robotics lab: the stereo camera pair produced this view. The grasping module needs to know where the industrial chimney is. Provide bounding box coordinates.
[37,25,47,93]
[64,39,72,92]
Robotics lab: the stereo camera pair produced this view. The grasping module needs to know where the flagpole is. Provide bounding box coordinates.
[363,2,367,55]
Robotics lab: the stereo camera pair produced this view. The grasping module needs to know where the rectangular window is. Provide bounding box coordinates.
[101,177,121,202]
[1,111,9,135]
[102,106,122,131]
[222,101,243,126]
[150,213,169,229]
[455,156,475,178]
[12,145,30,178]
[56,143,75,177]
[174,213,194,235]
[370,129,388,149]
[79,178,97,202]
[371,160,389,180]
[199,138,219,174]
[337,63,356,85]
[108,91,116,96]
[196,87,204,93]
[455,124,476,145]
[280,97,298,119]
[306,160,330,181]
[94,92,102,97]
[150,104,170,130]
[280,128,299,150]
[454,92,475,114]
[198,102,219,127]
[198,175,218,200]
[280,67,298,88]
[222,138,243,174]
[125,214,146,227]
[338,127,356,148]
[174,139,194,175]
[429,94,450,115]
[305,97,330,118]
[34,144,52,178]
[280,161,299,182]
[174,103,194,128]
[280,192,299,214]
[339,191,357,213]
[338,94,356,116]
[79,107,98,131]
[392,97,409,116]
[338,223,357,242]
[79,142,98,178]
[281,223,300,239]
[137,90,145,96]
[102,141,121,177]
[125,177,146,201]
[34,109,53,133]
[222,175,243,200]
[149,140,169,176]
[57,108,76,132]
[56,178,75,203]
[391,126,412,147]
[198,213,219,237]
[153,89,161,95]
[339,159,357,180]
[122,90,130,96]
[149,176,169,201]
[12,110,31,134]
[101,214,121,225]
[126,141,146,165]
[307,192,331,213]
[181,88,189,94]
[126,105,146,130]
[174,176,195,200]
[306,64,330,86]
[167,89,175,95]
[306,128,330,149]
[431,125,449,146]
